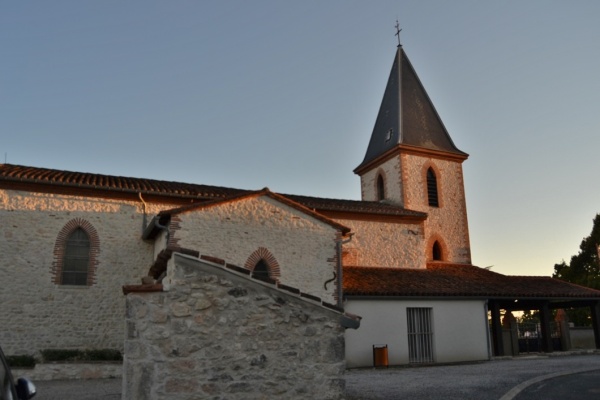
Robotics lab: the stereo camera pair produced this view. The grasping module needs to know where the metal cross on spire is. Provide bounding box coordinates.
[395,20,402,46]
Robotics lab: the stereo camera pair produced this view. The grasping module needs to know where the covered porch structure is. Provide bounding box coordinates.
[489,296,600,356]
[343,263,600,363]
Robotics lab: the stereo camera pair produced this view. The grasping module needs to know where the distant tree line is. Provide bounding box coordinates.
[553,214,600,326]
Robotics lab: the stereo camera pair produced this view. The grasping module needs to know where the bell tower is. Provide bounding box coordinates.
[354,44,471,264]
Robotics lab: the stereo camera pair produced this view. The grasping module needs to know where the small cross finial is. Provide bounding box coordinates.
[395,20,402,46]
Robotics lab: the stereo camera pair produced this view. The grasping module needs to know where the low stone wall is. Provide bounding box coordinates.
[123,253,357,400]
[570,327,596,349]
[11,363,122,381]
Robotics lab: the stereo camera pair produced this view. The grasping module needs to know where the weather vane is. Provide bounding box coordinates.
[395,20,402,46]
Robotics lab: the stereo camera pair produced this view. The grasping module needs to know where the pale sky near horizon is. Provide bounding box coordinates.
[2,1,599,277]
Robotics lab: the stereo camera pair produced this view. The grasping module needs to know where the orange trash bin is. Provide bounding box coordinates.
[373,344,389,368]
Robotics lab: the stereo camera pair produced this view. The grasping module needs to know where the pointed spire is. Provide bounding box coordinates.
[355,47,467,173]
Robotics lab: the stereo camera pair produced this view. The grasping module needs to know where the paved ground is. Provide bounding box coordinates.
[33,353,600,399]
[345,353,600,400]
[514,369,600,400]
[35,378,121,399]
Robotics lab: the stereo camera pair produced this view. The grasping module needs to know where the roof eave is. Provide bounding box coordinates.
[354,144,468,176]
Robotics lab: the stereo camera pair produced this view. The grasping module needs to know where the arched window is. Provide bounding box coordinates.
[432,241,443,261]
[52,218,100,286]
[62,228,90,285]
[427,168,439,207]
[244,247,281,282]
[252,259,270,280]
[377,174,385,201]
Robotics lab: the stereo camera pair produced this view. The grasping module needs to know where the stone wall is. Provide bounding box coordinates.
[167,195,341,303]
[0,189,159,355]
[123,253,353,400]
[570,327,597,349]
[336,218,425,269]
[357,151,471,265]
[359,156,404,206]
[11,363,122,381]
[401,154,471,263]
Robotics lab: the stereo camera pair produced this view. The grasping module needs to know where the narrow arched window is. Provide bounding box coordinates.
[244,247,281,282]
[432,241,443,261]
[377,174,385,201]
[62,228,90,285]
[252,259,270,280]
[427,168,439,207]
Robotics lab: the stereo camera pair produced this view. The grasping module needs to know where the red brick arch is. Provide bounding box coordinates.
[244,247,281,281]
[51,218,100,286]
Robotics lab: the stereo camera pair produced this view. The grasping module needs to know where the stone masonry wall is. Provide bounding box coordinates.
[360,156,403,206]
[0,189,159,355]
[402,154,471,263]
[169,196,340,303]
[336,218,425,269]
[123,253,349,400]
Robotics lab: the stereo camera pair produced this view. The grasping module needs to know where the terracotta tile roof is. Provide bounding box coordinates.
[0,163,425,218]
[286,194,427,219]
[343,263,600,299]
[0,164,250,200]
[158,188,352,235]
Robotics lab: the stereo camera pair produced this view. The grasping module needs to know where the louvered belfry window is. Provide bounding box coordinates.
[62,228,90,285]
[407,307,434,364]
[426,168,439,207]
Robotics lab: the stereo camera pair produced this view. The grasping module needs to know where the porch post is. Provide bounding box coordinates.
[591,301,600,350]
[490,301,504,356]
[539,301,553,353]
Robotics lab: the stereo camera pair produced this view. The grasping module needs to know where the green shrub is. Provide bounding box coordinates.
[41,349,81,362]
[41,349,122,363]
[6,355,36,369]
[85,349,122,361]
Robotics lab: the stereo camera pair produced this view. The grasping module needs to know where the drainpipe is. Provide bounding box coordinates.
[138,192,148,233]
[336,233,354,308]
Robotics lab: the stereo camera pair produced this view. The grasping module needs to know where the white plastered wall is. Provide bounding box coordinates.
[344,298,490,367]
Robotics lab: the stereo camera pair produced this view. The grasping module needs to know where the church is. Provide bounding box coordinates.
[1,43,600,368]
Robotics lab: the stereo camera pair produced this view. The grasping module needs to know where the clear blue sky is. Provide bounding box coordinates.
[2,1,599,276]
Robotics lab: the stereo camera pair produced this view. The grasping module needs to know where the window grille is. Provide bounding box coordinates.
[407,307,434,363]
[62,228,90,285]
[427,168,439,207]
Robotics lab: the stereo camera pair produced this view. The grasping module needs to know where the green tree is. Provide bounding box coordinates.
[552,214,600,326]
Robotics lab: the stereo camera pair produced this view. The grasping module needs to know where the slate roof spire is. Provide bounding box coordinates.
[356,46,467,172]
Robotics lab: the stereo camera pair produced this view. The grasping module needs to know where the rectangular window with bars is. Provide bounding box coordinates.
[407,307,434,364]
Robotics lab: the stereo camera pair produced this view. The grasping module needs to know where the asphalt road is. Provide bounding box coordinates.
[345,353,600,400]
[33,353,600,399]
[514,369,600,400]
